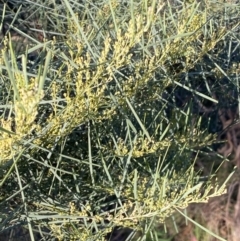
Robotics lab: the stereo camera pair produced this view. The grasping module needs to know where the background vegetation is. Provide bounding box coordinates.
[0,0,239,240]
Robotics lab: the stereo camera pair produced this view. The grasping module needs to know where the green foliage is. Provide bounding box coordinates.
[0,0,238,240]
